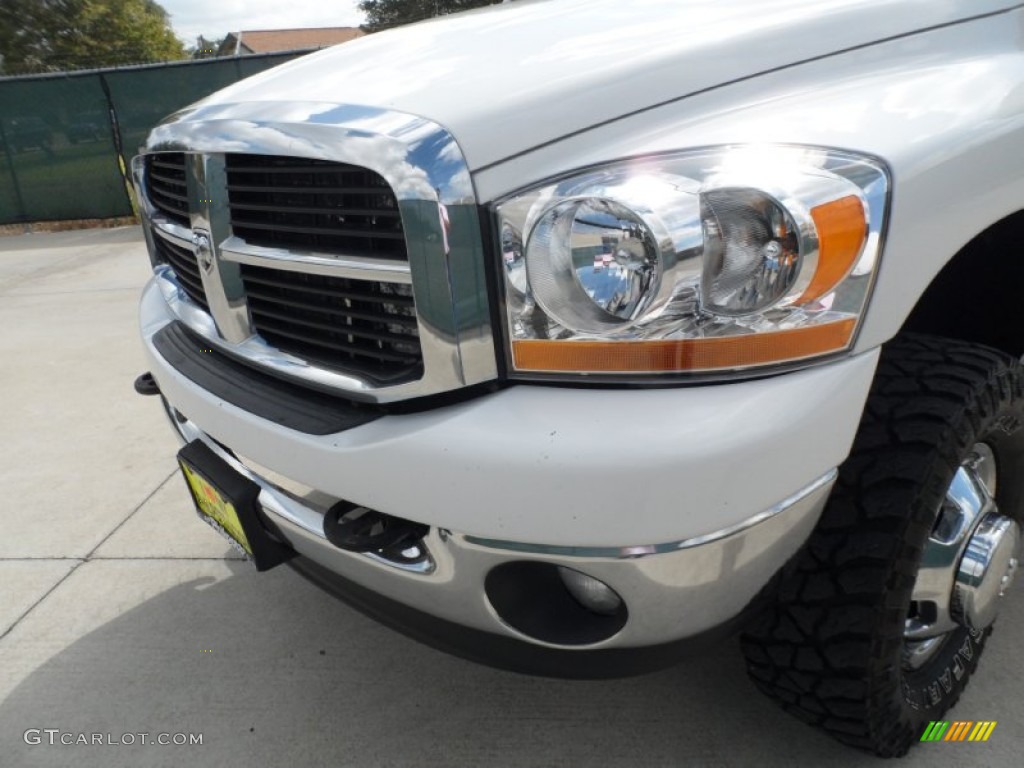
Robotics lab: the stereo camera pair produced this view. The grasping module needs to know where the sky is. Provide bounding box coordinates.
[158,0,366,46]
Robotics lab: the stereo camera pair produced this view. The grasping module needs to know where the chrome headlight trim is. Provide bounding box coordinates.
[493,144,890,380]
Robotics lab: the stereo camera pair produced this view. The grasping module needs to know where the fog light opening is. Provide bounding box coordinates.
[557,566,623,616]
[484,562,628,646]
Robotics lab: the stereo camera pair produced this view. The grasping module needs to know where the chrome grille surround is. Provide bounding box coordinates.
[132,102,497,404]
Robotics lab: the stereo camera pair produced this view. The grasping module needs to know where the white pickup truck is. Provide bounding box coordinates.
[132,0,1024,756]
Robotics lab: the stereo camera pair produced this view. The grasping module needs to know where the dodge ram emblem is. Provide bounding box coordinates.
[192,231,213,273]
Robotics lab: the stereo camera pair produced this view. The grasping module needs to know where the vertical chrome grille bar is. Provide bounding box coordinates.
[187,153,253,344]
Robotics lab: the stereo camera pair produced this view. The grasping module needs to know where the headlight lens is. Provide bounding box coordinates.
[701,188,802,315]
[494,146,888,377]
[528,197,661,331]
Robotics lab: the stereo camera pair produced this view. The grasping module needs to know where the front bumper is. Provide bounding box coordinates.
[141,277,880,668]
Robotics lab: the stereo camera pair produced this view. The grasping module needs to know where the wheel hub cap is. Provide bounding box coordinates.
[953,514,1020,629]
[903,443,1021,668]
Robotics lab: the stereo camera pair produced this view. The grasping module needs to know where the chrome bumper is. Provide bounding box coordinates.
[166,404,833,654]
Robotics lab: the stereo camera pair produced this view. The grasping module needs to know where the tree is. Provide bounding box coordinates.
[359,0,509,33]
[0,0,186,75]
[189,36,226,60]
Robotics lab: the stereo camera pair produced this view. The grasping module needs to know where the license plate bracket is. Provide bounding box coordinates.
[177,440,294,571]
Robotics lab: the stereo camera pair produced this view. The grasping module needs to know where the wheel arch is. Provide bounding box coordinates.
[900,210,1024,357]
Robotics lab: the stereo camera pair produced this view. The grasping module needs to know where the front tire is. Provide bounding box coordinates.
[741,333,1024,756]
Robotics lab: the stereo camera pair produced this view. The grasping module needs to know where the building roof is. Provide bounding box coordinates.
[220,27,365,55]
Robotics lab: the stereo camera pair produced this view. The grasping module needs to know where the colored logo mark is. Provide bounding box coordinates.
[921,721,997,742]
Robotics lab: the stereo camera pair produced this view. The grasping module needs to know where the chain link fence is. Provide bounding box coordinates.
[0,52,305,226]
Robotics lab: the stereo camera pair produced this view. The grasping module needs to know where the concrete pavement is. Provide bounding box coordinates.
[1,227,1021,767]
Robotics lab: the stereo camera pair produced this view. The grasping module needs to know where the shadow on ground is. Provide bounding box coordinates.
[0,560,895,768]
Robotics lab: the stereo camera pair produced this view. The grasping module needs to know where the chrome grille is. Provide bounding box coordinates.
[240,264,422,384]
[154,235,208,311]
[145,153,190,226]
[137,103,496,403]
[225,154,406,258]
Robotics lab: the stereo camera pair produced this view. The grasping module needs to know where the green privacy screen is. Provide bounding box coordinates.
[0,52,304,225]
[0,76,125,222]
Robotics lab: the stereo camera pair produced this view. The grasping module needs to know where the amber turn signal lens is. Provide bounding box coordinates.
[512,319,856,373]
[799,195,868,303]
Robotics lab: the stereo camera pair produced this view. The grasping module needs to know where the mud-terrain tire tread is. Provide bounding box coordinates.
[740,333,1024,757]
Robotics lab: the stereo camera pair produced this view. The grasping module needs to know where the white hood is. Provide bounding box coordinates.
[201,0,1015,169]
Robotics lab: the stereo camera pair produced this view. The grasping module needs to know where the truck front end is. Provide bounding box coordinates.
[133,0,1024,755]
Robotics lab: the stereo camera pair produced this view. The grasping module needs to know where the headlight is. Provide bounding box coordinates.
[494,146,888,377]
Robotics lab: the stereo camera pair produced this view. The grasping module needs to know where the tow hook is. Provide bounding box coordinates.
[323,502,429,554]
[134,372,161,396]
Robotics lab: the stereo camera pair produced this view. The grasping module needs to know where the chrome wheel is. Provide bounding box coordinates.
[904,443,1021,669]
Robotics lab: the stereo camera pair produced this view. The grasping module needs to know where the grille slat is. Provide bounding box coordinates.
[161,239,199,276]
[166,262,204,298]
[145,153,190,226]
[150,159,187,172]
[226,184,397,195]
[153,236,208,311]
[225,154,406,258]
[250,306,419,345]
[173,274,207,307]
[227,218,405,241]
[225,164,385,176]
[149,171,187,186]
[247,318,420,365]
[150,187,190,205]
[240,263,422,383]
[242,293,419,329]
[229,202,401,218]
[165,255,203,290]
[242,275,415,306]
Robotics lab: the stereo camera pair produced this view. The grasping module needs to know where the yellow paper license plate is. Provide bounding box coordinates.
[180,461,253,556]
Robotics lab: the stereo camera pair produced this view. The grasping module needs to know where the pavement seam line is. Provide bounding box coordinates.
[84,470,179,561]
[0,560,84,642]
[0,470,177,643]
